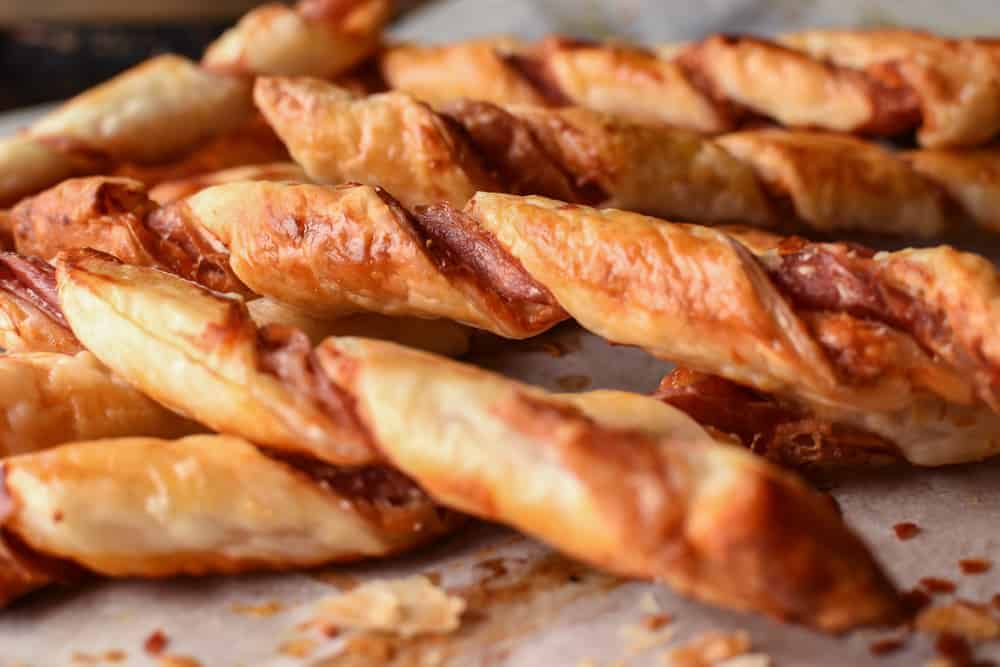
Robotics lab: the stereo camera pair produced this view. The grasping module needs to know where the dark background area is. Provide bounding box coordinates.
[0,21,230,111]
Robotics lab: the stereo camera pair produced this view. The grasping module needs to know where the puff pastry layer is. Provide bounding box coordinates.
[0,0,389,206]
[257,77,1000,236]
[68,180,999,467]
[381,30,1000,147]
[51,251,900,631]
[0,434,459,606]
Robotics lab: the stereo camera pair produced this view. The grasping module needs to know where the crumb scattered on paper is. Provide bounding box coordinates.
[231,600,285,617]
[920,577,957,595]
[309,575,465,638]
[714,655,772,667]
[893,522,921,540]
[157,656,202,667]
[958,558,992,575]
[661,630,751,667]
[917,601,1000,641]
[278,638,316,658]
[639,592,661,614]
[144,630,169,655]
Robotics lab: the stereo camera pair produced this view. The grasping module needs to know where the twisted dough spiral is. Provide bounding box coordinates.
[256,76,1000,236]
[49,249,901,631]
[381,30,1000,148]
[0,0,390,206]
[0,434,459,606]
[33,178,996,467]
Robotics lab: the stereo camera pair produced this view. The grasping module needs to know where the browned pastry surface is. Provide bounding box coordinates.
[51,251,902,632]
[71,179,997,467]
[381,30,1000,148]
[0,434,459,602]
[257,77,1000,236]
[0,253,79,354]
[0,0,390,206]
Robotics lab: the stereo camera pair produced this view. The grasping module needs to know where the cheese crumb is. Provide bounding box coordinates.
[662,630,751,667]
[916,601,1000,641]
[310,575,465,638]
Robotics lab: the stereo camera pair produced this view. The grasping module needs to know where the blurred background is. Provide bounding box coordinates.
[3,0,1000,112]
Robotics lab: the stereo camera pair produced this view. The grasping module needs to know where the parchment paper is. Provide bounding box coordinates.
[3,2,1000,664]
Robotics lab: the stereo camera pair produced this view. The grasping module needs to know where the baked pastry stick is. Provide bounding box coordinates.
[0,0,391,206]
[53,251,900,631]
[152,180,1000,466]
[777,29,1000,148]
[10,177,472,357]
[464,193,1000,467]
[0,434,460,607]
[0,56,254,207]
[255,77,775,227]
[381,32,1000,148]
[261,77,1000,236]
[147,162,308,204]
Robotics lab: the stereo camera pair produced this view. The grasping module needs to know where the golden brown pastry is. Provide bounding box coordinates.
[0,56,253,207]
[0,253,80,354]
[13,177,251,297]
[132,181,1000,466]
[381,31,1000,147]
[0,351,202,457]
[902,146,1000,233]
[0,434,459,605]
[148,162,308,204]
[11,177,475,358]
[0,1,390,206]
[380,37,731,132]
[464,193,1000,467]
[713,130,947,236]
[56,249,381,467]
[112,115,291,193]
[247,298,471,358]
[255,77,774,227]
[52,251,901,631]
[258,77,1000,235]
[202,0,392,77]
[779,29,1000,148]
[179,181,568,336]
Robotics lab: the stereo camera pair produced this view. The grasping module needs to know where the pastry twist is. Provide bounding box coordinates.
[0,0,390,206]
[0,244,465,456]
[58,178,997,468]
[50,249,901,631]
[381,30,1000,148]
[0,434,459,606]
[256,76,1000,236]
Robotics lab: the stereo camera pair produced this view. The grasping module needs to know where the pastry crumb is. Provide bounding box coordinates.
[144,630,169,655]
[309,575,465,638]
[157,656,202,667]
[639,592,661,614]
[958,558,991,575]
[893,522,920,540]
[920,577,957,595]
[661,630,751,667]
[917,601,1000,641]
[715,655,772,667]
[102,651,126,663]
[278,637,316,658]
[232,600,285,617]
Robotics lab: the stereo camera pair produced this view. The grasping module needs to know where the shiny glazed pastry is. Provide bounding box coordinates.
[0,352,202,457]
[0,0,391,206]
[381,30,1000,147]
[75,180,1000,468]
[51,251,901,631]
[0,434,460,606]
[257,77,1000,236]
